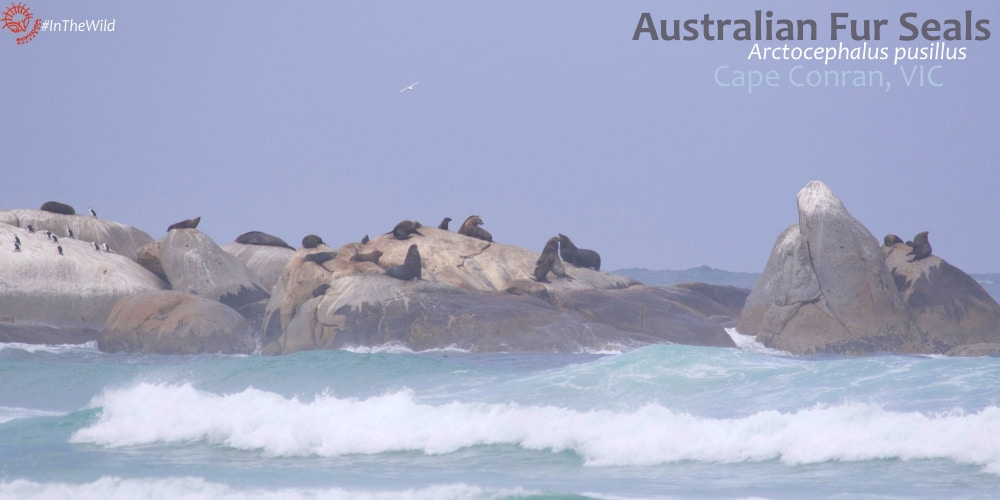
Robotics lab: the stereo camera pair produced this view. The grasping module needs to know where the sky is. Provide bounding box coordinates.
[2,1,998,273]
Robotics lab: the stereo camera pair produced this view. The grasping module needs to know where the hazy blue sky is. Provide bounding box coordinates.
[3,1,998,272]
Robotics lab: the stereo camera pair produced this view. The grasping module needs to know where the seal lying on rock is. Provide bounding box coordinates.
[385,244,421,281]
[459,215,492,242]
[167,216,201,232]
[533,236,571,283]
[235,231,294,249]
[351,250,383,264]
[884,234,903,246]
[558,233,600,271]
[40,201,75,215]
[388,220,423,240]
[303,251,337,266]
[907,231,932,261]
[302,234,324,249]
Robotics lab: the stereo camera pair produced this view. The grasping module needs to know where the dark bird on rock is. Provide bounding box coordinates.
[57,245,63,256]
[93,241,101,251]
[14,242,21,252]
[26,224,35,233]
[66,226,74,238]
[89,207,98,218]
[14,235,20,246]
[103,243,111,253]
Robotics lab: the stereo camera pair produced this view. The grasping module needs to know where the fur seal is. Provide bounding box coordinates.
[235,231,294,249]
[458,215,493,242]
[351,250,383,264]
[884,234,903,246]
[438,217,452,230]
[907,231,932,261]
[311,284,331,298]
[385,244,422,281]
[167,216,201,232]
[533,236,571,283]
[40,201,75,215]
[303,251,337,266]
[301,234,324,249]
[558,233,601,271]
[360,234,370,245]
[388,220,424,240]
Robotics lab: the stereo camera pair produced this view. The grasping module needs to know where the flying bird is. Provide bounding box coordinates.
[399,81,419,93]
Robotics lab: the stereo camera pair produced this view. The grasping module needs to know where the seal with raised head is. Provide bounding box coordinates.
[387,220,423,240]
[558,233,601,271]
[385,244,421,281]
[303,251,337,266]
[167,216,201,232]
[235,231,294,249]
[533,236,572,283]
[907,231,932,261]
[458,215,492,242]
[883,234,904,246]
[40,201,75,215]
[351,249,383,264]
[438,217,452,230]
[302,234,324,249]
[360,234,370,245]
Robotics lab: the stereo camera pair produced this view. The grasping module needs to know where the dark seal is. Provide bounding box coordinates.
[438,217,452,230]
[385,244,422,281]
[883,234,904,246]
[351,250,383,264]
[907,231,932,261]
[533,236,571,283]
[40,201,75,215]
[303,251,337,266]
[558,233,601,271]
[388,220,423,240]
[360,234,370,245]
[458,215,493,242]
[167,216,201,232]
[302,234,325,249]
[235,231,294,249]
[311,284,331,298]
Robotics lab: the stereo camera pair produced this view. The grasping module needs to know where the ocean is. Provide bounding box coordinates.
[2,329,999,500]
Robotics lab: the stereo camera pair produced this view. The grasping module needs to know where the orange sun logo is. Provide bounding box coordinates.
[2,2,32,34]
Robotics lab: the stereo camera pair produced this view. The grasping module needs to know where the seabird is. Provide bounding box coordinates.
[26,224,35,233]
[14,242,20,252]
[102,243,111,253]
[399,81,419,93]
[14,235,20,246]
[67,226,74,238]
[51,234,58,244]
[89,207,97,218]
[93,241,100,251]
[57,245,63,256]
[45,230,52,240]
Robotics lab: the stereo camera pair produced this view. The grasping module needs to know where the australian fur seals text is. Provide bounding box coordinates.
[385,244,422,281]
[558,233,601,271]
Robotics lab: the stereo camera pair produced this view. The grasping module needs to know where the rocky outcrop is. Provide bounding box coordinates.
[737,181,1000,355]
[159,229,270,309]
[100,291,255,354]
[0,209,155,262]
[884,243,1000,352]
[221,242,295,293]
[0,222,168,324]
[261,229,739,355]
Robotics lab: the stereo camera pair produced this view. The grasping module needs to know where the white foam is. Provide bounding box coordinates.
[0,406,64,425]
[339,342,471,355]
[71,383,1000,473]
[725,328,790,356]
[0,477,534,500]
[0,341,99,354]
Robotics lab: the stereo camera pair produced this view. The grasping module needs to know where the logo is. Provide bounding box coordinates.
[2,2,41,44]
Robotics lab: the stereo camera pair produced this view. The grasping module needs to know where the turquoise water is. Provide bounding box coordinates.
[2,332,999,499]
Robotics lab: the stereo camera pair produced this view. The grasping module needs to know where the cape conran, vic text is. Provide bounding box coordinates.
[633,11,991,41]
